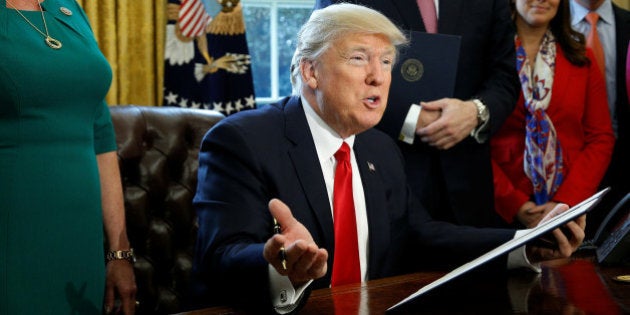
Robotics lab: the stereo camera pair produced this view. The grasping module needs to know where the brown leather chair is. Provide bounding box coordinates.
[109,105,224,314]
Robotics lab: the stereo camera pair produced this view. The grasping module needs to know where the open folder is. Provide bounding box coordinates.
[387,188,610,312]
[389,31,461,107]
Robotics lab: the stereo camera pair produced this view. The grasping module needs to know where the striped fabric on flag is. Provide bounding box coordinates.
[179,0,211,38]
[164,0,255,115]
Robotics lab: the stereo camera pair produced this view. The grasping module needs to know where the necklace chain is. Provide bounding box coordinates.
[6,0,62,49]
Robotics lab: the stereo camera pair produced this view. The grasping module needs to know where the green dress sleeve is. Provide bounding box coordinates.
[93,101,117,154]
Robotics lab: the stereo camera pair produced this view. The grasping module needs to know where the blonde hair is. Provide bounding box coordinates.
[290,3,408,95]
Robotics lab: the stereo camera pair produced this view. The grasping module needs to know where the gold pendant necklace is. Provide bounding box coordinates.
[6,0,62,49]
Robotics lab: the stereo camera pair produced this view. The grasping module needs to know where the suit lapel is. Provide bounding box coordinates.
[390,0,425,31]
[614,5,630,56]
[284,97,335,247]
[437,0,462,34]
[353,134,390,279]
[614,5,630,105]
[388,0,462,34]
[42,0,89,39]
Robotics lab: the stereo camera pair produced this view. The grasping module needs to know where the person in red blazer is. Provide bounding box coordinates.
[491,0,615,228]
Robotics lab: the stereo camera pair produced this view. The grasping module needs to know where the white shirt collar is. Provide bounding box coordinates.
[570,0,614,26]
[301,97,355,162]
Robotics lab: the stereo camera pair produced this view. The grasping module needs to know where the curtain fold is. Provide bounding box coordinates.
[613,0,629,10]
[76,0,165,106]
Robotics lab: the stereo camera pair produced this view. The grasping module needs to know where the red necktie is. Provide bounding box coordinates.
[417,0,437,33]
[330,142,360,287]
[585,12,606,75]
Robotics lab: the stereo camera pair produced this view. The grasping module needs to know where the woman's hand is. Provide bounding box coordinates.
[104,260,137,314]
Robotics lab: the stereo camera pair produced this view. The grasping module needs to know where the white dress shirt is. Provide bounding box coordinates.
[303,98,370,282]
[269,97,370,313]
[570,0,618,134]
[270,97,536,313]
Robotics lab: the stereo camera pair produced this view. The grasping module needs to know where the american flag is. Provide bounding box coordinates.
[178,0,211,38]
[164,0,255,116]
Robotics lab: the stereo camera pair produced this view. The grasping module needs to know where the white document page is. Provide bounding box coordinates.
[388,188,609,312]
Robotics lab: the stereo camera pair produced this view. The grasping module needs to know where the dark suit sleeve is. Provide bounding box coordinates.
[405,184,517,270]
[475,0,519,135]
[359,130,517,271]
[192,119,287,313]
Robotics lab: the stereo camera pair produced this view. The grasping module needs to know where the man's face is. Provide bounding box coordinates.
[574,0,605,10]
[303,33,395,138]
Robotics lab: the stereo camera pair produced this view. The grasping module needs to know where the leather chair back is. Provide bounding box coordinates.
[110,105,224,314]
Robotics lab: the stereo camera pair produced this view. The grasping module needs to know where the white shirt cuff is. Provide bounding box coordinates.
[269,264,313,314]
[507,272,541,313]
[470,115,490,143]
[399,104,422,144]
[507,230,542,273]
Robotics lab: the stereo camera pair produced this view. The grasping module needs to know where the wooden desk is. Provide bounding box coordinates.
[177,257,630,314]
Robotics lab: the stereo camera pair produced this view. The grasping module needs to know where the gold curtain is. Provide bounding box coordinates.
[75,0,629,106]
[76,0,166,106]
[613,0,630,9]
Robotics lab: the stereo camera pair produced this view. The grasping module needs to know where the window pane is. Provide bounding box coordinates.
[277,7,312,97]
[242,0,315,104]
[243,6,271,98]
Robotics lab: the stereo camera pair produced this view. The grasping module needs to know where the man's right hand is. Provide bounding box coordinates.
[263,198,328,287]
[415,103,441,130]
[416,98,478,149]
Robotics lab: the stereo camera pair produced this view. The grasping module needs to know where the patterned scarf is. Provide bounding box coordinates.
[515,30,564,205]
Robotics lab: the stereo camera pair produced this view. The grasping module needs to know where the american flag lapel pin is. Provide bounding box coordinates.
[367,162,376,172]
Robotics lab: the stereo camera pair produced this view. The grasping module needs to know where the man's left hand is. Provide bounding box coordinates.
[416,98,478,150]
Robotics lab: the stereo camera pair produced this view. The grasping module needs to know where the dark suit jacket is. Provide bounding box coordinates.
[589,4,630,239]
[610,3,630,193]
[191,96,515,313]
[315,0,520,227]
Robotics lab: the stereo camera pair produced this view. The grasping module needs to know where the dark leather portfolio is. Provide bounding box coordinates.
[389,31,461,106]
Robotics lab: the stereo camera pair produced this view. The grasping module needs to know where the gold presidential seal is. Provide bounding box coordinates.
[400,58,424,82]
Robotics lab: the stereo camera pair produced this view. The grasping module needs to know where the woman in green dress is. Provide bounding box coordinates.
[0,0,136,313]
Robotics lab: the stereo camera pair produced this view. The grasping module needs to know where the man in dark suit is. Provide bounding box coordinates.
[191,4,585,314]
[314,0,521,228]
[569,0,630,239]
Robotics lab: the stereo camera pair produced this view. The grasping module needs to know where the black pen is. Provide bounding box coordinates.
[273,218,287,270]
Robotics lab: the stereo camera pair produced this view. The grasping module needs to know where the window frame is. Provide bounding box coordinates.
[241,0,315,105]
